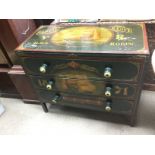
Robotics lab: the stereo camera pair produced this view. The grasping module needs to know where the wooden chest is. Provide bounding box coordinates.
[16,23,149,126]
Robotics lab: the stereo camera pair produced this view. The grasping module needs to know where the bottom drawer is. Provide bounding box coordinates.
[37,90,133,114]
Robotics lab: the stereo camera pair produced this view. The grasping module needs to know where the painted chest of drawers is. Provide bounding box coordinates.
[16,23,149,126]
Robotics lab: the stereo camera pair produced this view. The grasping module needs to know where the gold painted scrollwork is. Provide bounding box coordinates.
[53,61,103,94]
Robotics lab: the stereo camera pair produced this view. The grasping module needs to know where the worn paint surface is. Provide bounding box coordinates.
[19,24,147,53]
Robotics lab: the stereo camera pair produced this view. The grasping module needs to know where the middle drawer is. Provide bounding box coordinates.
[29,75,138,100]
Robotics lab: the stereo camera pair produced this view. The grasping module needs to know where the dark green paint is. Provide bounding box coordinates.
[37,90,132,114]
[29,75,137,99]
[23,57,140,81]
[22,24,144,52]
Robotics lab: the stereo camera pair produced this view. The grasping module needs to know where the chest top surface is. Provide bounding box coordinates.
[16,23,149,55]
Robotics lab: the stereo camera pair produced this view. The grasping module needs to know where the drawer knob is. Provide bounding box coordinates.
[105,87,112,97]
[105,101,112,112]
[39,64,47,73]
[104,67,112,78]
[46,81,54,90]
[52,94,61,103]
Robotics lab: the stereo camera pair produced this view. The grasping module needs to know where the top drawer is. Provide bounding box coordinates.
[21,56,144,82]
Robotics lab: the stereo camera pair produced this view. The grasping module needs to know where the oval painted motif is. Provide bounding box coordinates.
[51,26,114,45]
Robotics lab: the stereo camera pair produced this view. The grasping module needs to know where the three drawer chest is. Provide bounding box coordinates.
[16,23,149,126]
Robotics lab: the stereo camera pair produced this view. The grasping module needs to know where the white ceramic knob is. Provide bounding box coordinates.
[104,67,112,78]
[46,81,54,90]
[105,101,112,112]
[105,87,112,97]
[39,64,47,73]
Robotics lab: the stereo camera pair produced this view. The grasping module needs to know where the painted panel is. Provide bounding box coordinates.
[17,24,148,54]
[30,75,137,100]
[23,58,140,82]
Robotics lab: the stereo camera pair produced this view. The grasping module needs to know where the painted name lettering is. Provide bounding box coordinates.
[111,26,133,33]
[110,42,134,46]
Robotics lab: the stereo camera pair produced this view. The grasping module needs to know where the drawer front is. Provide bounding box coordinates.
[22,57,143,82]
[29,75,138,100]
[37,90,133,114]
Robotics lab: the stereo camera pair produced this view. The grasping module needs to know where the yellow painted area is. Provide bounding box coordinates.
[51,26,113,45]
